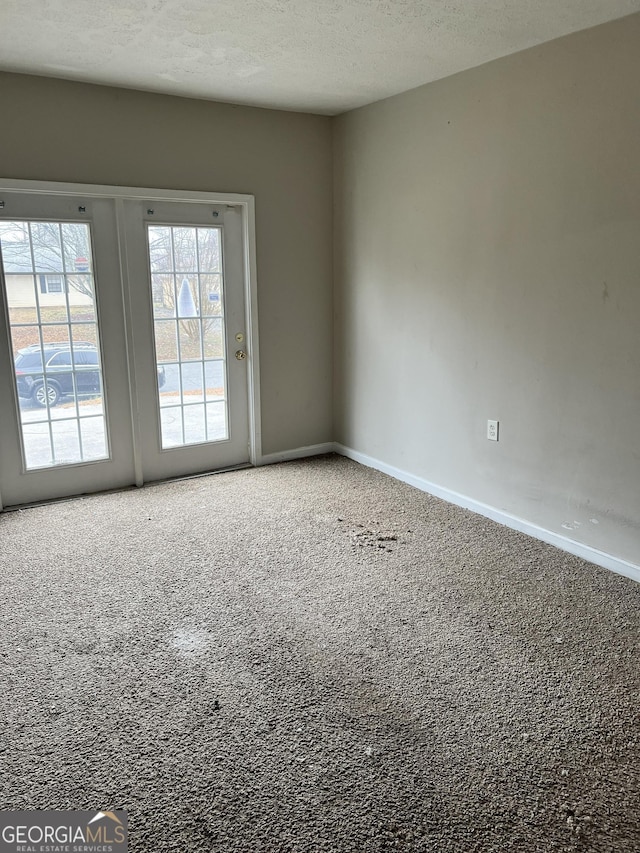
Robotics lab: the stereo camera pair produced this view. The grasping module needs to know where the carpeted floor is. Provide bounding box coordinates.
[1,454,639,852]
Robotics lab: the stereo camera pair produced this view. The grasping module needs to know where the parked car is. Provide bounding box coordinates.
[14,341,166,407]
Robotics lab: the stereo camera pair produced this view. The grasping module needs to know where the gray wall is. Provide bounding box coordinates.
[0,72,333,456]
[334,15,640,565]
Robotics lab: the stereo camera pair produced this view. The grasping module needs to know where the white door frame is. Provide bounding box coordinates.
[0,178,262,509]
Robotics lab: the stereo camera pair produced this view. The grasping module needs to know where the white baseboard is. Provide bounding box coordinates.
[334,443,640,586]
[257,442,334,466]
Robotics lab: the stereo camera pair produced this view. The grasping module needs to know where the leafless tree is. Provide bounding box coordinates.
[148,225,222,340]
[2,220,223,342]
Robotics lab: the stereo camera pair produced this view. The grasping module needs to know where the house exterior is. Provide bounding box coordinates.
[5,274,93,309]
[1,223,94,310]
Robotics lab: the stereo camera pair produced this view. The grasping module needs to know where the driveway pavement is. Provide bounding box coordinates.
[162,360,225,394]
[19,391,227,468]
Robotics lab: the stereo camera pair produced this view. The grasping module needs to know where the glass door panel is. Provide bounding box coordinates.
[0,220,108,470]
[148,224,228,449]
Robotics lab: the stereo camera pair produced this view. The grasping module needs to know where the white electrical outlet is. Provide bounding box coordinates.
[487,419,499,441]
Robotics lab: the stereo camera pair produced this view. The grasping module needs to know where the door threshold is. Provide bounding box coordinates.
[143,462,253,490]
[0,462,254,513]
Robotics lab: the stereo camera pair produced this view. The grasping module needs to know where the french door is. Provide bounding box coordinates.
[123,199,251,483]
[0,184,256,508]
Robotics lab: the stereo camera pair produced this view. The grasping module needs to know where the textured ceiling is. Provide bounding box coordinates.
[1,0,639,114]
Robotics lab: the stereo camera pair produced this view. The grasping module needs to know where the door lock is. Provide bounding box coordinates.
[235,349,246,361]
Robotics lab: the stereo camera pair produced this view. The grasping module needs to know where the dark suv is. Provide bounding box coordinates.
[14,342,166,407]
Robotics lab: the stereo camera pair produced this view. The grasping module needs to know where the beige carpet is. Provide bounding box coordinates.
[1,454,639,852]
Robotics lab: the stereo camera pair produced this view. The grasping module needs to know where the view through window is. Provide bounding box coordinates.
[148,224,228,449]
[0,220,109,470]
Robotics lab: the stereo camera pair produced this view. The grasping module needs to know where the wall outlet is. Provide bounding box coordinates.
[487,419,499,441]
